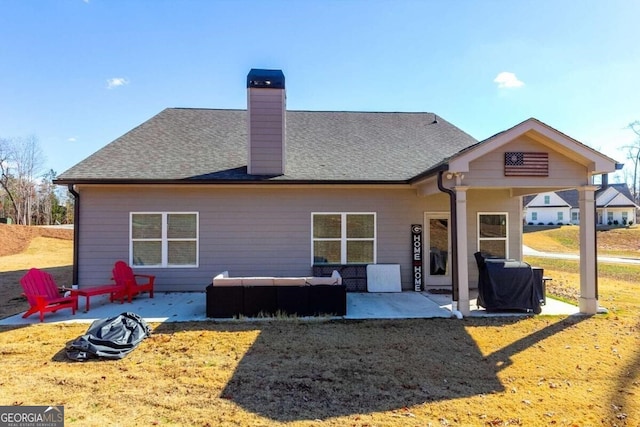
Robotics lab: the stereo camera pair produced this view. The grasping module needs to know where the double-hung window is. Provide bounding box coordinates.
[130,212,199,267]
[312,213,376,264]
[477,213,508,258]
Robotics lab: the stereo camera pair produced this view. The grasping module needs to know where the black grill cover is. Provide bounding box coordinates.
[66,312,151,361]
[477,259,541,313]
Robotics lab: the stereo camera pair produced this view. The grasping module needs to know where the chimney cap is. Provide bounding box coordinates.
[247,69,285,89]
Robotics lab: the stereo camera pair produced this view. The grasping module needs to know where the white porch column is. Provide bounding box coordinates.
[455,186,470,315]
[579,185,599,314]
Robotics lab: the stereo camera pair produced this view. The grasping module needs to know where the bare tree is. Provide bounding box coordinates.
[624,121,640,205]
[37,169,63,225]
[0,138,20,221]
[0,136,45,224]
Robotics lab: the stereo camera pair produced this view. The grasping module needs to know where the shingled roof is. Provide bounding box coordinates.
[56,108,478,184]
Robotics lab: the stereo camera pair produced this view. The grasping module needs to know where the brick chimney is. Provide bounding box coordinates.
[247,69,286,175]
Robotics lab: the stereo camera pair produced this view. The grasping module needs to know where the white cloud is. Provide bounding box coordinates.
[67,137,77,142]
[494,72,524,89]
[106,77,129,89]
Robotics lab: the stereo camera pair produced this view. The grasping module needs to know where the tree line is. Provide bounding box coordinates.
[0,136,73,225]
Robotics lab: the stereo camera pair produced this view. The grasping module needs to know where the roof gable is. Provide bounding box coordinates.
[596,186,620,205]
[524,185,639,210]
[525,191,573,208]
[597,184,639,208]
[604,192,638,207]
[447,118,618,175]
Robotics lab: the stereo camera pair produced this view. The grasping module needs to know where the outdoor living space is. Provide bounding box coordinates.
[0,289,580,326]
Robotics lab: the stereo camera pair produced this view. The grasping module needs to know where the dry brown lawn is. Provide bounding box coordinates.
[0,224,639,426]
[0,225,74,319]
[523,225,640,258]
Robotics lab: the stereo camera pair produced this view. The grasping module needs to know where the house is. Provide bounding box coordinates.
[55,68,619,315]
[524,189,577,225]
[595,183,639,225]
[524,183,638,225]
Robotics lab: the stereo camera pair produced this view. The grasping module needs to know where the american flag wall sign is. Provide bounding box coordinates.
[504,152,549,176]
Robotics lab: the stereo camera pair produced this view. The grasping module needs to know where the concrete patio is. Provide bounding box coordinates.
[0,291,581,326]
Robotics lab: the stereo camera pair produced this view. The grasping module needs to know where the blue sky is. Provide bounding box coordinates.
[1,0,639,183]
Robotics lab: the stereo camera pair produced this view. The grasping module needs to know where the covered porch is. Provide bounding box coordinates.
[411,118,619,316]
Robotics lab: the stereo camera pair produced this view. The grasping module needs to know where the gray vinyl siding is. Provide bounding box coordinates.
[466,136,588,188]
[76,185,449,291]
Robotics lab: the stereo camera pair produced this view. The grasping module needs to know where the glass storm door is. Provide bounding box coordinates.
[424,212,451,287]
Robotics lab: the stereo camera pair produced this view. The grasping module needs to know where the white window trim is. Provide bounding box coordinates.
[130,212,199,268]
[477,212,509,258]
[311,212,377,265]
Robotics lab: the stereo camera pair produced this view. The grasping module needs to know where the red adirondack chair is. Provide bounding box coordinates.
[20,268,78,322]
[111,261,155,303]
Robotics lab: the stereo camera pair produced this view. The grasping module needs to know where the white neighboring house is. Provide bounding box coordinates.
[524,190,576,225]
[596,185,639,225]
[524,184,638,226]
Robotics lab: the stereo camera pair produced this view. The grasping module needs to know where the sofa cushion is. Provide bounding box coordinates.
[214,271,229,279]
[213,277,243,287]
[273,277,307,286]
[241,278,275,286]
[306,277,340,285]
[306,270,342,285]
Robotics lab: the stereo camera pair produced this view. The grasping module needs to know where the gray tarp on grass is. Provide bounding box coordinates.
[66,312,151,361]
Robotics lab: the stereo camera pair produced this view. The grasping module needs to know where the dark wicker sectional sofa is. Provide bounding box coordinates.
[206,271,346,318]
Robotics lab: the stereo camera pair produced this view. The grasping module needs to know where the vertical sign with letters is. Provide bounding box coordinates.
[411,224,423,292]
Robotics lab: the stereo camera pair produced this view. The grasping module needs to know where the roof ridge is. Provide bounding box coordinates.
[167,107,438,115]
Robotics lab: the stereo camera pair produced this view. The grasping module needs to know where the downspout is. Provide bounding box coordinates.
[594,189,598,302]
[437,170,461,318]
[68,185,80,286]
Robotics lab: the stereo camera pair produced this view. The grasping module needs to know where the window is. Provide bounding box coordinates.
[478,213,508,258]
[531,212,537,221]
[312,213,376,264]
[622,212,628,223]
[557,212,563,222]
[544,195,550,205]
[131,212,198,267]
[607,212,614,223]
[572,211,579,223]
